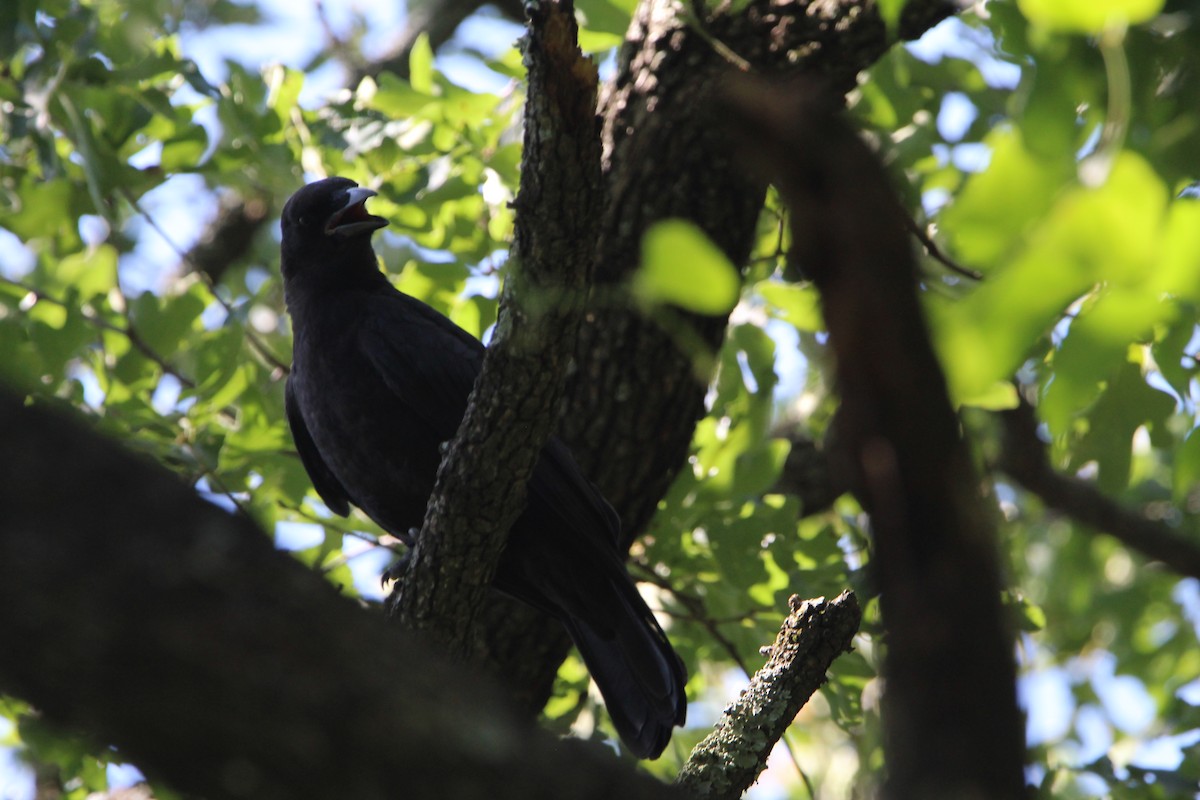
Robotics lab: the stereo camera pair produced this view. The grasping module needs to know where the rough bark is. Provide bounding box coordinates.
[393,0,603,659]
[723,77,1026,799]
[0,388,686,800]
[567,0,956,541]
[676,592,862,800]
[490,0,957,717]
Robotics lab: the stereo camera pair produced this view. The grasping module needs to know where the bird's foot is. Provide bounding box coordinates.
[380,544,414,589]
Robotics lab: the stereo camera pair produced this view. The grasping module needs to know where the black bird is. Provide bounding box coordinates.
[280,177,687,758]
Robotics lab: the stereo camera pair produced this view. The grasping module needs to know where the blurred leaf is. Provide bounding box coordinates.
[757,282,823,332]
[409,34,434,94]
[1018,0,1164,34]
[877,0,907,33]
[1174,428,1200,503]
[940,128,1071,270]
[55,245,118,300]
[1071,359,1174,492]
[934,151,1170,402]
[959,381,1019,410]
[576,0,634,37]
[129,284,206,356]
[633,220,741,314]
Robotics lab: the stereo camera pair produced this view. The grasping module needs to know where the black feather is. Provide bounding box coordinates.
[281,177,687,758]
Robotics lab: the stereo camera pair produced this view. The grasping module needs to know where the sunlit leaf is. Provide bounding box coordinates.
[1018,0,1164,34]
[756,282,823,332]
[633,220,741,315]
[409,33,435,95]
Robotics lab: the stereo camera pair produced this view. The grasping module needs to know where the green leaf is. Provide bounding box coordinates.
[28,302,92,380]
[1155,201,1200,302]
[756,282,823,332]
[876,0,908,34]
[1018,0,1163,34]
[633,220,741,315]
[940,128,1071,269]
[129,284,207,356]
[160,123,209,171]
[53,245,119,301]
[409,33,434,95]
[576,0,634,37]
[1174,428,1200,503]
[577,29,623,53]
[958,381,1019,411]
[933,151,1169,402]
[1072,359,1174,492]
[6,178,84,249]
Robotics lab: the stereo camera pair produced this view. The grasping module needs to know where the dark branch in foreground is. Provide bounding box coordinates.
[393,0,602,657]
[676,592,861,800]
[997,398,1200,580]
[723,77,1026,799]
[0,388,684,800]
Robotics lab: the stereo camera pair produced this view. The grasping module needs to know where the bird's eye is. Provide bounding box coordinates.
[297,215,308,226]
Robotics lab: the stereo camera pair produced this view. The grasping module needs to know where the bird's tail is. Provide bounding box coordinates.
[559,575,687,760]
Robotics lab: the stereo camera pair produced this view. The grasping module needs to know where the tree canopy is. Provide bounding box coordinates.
[2,0,1200,797]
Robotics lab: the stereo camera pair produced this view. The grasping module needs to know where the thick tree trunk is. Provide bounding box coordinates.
[479,0,957,716]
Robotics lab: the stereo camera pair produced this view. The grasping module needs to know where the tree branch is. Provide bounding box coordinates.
[566,0,957,543]
[996,398,1200,579]
[488,0,962,724]
[349,0,526,85]
[721,76,1026,798]
[0,386,686,800]
[393,0,602,657]
[184,192,272,286]
[676,591,861,800]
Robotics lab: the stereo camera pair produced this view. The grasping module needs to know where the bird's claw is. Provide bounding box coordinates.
[380,539,416,588]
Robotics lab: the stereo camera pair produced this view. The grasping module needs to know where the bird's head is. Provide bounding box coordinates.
[280,177,389,281]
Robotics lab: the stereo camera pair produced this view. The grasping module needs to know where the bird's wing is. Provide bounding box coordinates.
[358,292,484,440]
[360,290,620,544]
[529,437,623,546]
[285,375,352,516]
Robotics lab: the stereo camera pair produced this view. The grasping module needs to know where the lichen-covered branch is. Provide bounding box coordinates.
[676,592,861,800]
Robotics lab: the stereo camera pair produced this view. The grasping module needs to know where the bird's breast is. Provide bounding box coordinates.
[291,319,440,537]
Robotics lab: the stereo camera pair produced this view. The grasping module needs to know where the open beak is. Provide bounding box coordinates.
[325,187,388,238]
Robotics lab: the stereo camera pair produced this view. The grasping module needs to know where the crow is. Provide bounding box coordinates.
[280,177,687,759]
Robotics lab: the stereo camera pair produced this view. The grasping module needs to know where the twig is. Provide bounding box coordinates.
[117,186,291,375]
[675,591,861,800]
[186,443,257,523]
[905,215,983,281]
[630,563,754,675]
[996,398,1200,579]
